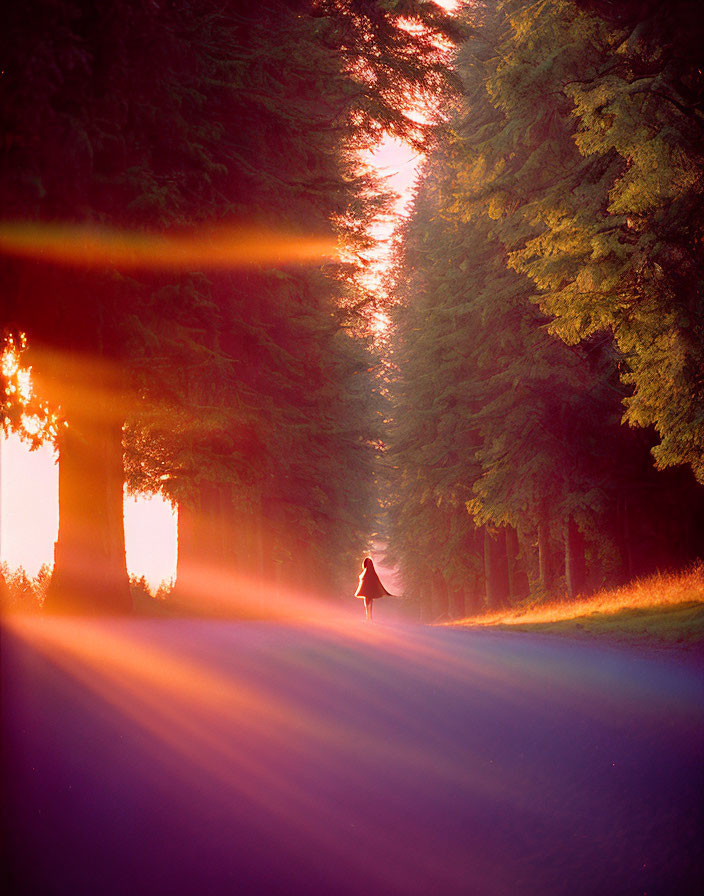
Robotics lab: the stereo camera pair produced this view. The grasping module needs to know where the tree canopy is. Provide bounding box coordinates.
[384,0,704,619]
[0,0,460,611]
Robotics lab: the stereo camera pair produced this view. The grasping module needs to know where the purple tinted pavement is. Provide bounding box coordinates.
[2,619,703,896]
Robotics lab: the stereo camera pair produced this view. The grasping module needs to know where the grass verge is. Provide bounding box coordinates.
[447,564,704,650]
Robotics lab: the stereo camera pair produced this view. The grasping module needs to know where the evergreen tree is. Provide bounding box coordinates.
[385,0,704,616]
[477,0,704,480]
[0,0,460,611]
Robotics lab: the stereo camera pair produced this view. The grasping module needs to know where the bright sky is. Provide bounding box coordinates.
[1,435,58,577]
[366,136,422,263]
[1,432,177,589]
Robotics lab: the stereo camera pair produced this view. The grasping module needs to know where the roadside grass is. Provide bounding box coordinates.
[0,569,180,616]
[129,576,184,616]
[447,563,704,649]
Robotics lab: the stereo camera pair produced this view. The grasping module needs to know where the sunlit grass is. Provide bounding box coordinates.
[447,563,704,645]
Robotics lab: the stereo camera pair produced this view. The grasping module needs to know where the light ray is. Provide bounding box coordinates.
[0,222,338,270]
[4,613,572,894]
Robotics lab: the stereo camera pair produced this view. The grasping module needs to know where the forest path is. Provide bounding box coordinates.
[3,618,703,896]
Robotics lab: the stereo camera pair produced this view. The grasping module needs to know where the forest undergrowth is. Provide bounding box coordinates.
[0,566,173,615]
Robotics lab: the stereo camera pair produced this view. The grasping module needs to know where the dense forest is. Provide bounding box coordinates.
[0,0,459,612]
[1,0,702,619]
[384,0,704,619]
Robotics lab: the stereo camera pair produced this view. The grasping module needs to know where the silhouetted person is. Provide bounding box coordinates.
[354,556,390,621]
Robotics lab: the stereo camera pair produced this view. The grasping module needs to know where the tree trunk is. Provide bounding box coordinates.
[620,493,634,584]
[463,580,482,616]
[484,527,509,609]
[565,515,586,599]
[176,483,259,612]
[419,593,433,623]
[483,528,494,608]
[175,498,204,603]
[463,529,483,616]
[448,586,465,619]
[45,415,131,614]
[505,525,519,604]
[430,570,449,620]
[537,517,552,596]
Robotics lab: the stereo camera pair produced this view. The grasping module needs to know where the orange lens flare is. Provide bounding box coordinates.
[23,345,149,425]
[0,222,339,270]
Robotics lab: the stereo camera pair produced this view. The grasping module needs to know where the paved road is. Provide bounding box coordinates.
[2,617,703,896]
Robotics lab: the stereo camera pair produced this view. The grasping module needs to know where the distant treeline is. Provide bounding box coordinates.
[384,0,704,619]
[0,2,460,612]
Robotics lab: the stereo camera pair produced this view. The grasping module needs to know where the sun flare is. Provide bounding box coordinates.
[0,222,339,270]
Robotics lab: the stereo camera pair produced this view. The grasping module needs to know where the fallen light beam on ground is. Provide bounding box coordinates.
[2,616,703,895]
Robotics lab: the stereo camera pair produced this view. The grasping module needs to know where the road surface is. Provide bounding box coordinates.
[2,616,703,895]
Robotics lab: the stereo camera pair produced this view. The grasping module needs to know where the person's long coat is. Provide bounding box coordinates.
[355,562,390,600]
